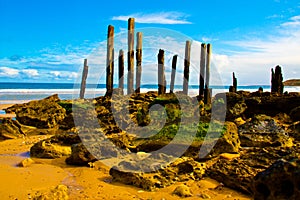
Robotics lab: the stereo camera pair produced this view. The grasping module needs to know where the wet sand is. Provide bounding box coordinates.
[0,135,252,199]
[0,104,16,118]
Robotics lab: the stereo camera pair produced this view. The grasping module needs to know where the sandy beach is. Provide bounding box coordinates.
[0,134,251,199]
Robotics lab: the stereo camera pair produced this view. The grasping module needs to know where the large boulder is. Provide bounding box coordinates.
[6,94,66,129]
[238,114,293,148]
[253,159,300,200]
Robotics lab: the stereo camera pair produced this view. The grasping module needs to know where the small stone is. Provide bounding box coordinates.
[198,193,211,199]
[219,153,240,160]
[173,185,192,197]
[17,158,35,167]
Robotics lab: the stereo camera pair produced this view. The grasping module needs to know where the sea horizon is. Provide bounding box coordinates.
[0,82,299,104]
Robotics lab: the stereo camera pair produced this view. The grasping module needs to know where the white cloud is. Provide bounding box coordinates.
[214,15,300,85]
[21,69,39,77]
[112,12,192,24]
[281,15,300,27]
[0,67,20,77]
[50,71,79,80]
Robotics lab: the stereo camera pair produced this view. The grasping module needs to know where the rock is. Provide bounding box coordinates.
[238,114,293,148]
[207,146,300,195]
[17,158,35,167]
[30,133,79,158]
[220,153,240,160]
[65,143,97,166]
[173,184,192,197]
[253,159,300,200]
[215,92,247,121]
[198,193,211,199]
[290,106,300,121]
[203,122,241,157]
[288,122,300,142]
[109,157,206,191]
[0,118,24,139]
[7,94,66,129]
[33,184,69,200]
[234,117,246,126]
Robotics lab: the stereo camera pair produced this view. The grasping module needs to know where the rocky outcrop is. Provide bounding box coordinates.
[253,159,300,200]
[5,94,66,129]
[238,115,293,148]
[109,157,206,191]
[207,146,300,194]
[173,184,192,197]
[30,133,80,158]
[290,106,300,122]
[0,118,24,139]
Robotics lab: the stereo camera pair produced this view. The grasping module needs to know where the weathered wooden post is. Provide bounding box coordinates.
[106,25,114,94]
[204,43,212,104]
[118,49,124,95]
[229,72,237,92]
[170,55,178,93]
[199,43,206,97]
[271,65,284,94]
[127,18,135,94]
[135,32,142,93]
[79,59,88,99]
[158,49,166,95]
[183,41,191,95]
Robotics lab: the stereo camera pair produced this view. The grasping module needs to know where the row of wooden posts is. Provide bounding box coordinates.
[80,18,212,104]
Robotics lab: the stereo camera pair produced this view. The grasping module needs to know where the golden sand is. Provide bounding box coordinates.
[0,135,251,200]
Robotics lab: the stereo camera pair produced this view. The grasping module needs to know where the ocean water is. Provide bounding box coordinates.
[0,82,299,104]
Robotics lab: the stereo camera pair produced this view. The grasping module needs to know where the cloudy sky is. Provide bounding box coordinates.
[0,0,300,85]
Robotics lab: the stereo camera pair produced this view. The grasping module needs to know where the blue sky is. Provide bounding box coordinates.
[0,0,300,85]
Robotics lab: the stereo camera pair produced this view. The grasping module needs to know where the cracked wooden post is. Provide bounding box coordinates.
[199,43,206,98]
[79,59,88,99]
[230,72,237,92]
[183,41,191,95]
[158,49,166,95]
[204,43,212,104]
[135,32,142,93]
[127,18,135,94]
[170,55,178,93]
[271,65,284,94]
[118,49,124,95]
[106,25,114,94]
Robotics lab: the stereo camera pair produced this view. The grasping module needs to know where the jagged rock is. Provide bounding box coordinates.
[65,143,97,166]
[238,114,293,148]
[6,94,66,129]
[207,146,300,195]
[109,157,206,191]
[0,118,24,139]
[30,133,80,158]
[271,65,284,94]
[288,122,300,142]
[290,106,300,122]
[173,184,192,197]
[253,159,300,200]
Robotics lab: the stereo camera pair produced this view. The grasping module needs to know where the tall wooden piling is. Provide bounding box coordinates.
[204,43,212,104]
[170,55,178,93]
[106,25,114,94]
[79,59,88,99]
[271,65,284,94]
[158,49,166,95]
[199,43,206,97]
[127,18,135,94]
[118,49,124,94]
[183,41,191,95]
[135,32,142,93]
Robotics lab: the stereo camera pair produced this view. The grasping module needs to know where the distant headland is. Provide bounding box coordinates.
[283,79,300,86]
